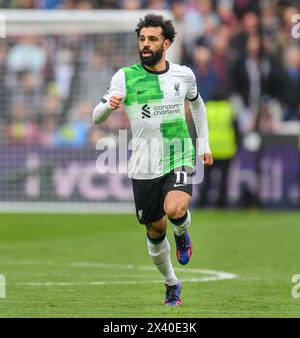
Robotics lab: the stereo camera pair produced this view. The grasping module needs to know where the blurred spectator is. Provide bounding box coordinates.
[76,0,93,9]
[60,0,77,8]
[41,93,62,118]
[147,0,168,10]
[5,99,40,145]
[211,27,232,94]
[170,0,186,22]
[171,0,188,63]
[15,0,36,9]
[230,11,260,59]
[216,0,237,27]
[7,36,46,74]
[182,0,220,59]
[231,34,271,113]
[249,96,280,133]
[198,89,238,208]
[6,36,46,119]
[37,0,64,9]
[92,0,118,9]
[269,45,300,121]
[39,94,62,145]
[54,46,75,100]
[69,100,93,124]
[277,6,300,52]
[119,0,141,10]
[53,101,91,147]
[60,0,91,9]
[53,120,88,147]
[260,1,280,54]
[13,71,43,117]
[75,50,114,108]
[233,0,260,20]
[39,113,58,146]
[192,44,219,102]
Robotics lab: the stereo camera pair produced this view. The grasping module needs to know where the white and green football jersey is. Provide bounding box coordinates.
[104,61,201,180]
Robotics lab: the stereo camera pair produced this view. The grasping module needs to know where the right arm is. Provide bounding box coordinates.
[92,69,126,124]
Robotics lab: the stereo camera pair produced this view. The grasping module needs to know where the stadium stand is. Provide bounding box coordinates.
[0,0,299,209]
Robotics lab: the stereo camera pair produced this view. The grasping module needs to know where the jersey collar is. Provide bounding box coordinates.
[141,61,170,75]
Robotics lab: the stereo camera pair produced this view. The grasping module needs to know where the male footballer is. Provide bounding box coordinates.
[93,14,213,306]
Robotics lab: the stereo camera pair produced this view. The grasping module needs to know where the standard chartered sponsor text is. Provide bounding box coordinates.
[153,104,181,116]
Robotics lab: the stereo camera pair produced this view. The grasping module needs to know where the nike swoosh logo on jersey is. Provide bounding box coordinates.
[173,183,187,188]
[137,90,147,95]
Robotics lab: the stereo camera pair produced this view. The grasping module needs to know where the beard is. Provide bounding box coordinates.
[139,45,163,67]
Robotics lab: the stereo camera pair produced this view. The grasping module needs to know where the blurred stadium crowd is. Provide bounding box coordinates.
[0,0,299,148]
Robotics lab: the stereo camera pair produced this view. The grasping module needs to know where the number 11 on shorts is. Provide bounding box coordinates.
[174,171,187,187]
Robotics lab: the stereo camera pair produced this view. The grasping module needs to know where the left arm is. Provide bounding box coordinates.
[185,68,213,166]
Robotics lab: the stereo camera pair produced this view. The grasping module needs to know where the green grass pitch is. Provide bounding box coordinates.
[0,210,300,318]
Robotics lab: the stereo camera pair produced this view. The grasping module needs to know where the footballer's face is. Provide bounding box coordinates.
[138,27,170,67]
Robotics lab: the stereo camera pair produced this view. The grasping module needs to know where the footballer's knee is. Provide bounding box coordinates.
[146,227,165,240]
[164,191,190,220]
[165,202,187,220]
[146,216,167,240]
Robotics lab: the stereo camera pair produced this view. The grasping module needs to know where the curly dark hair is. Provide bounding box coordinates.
[135,14,176,44]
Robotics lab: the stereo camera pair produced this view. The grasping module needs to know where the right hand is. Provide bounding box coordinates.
[201,153,214,166]
[109,96,123,110]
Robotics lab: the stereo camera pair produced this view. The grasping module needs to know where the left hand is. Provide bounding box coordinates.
[201,153,214,166]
